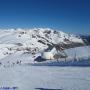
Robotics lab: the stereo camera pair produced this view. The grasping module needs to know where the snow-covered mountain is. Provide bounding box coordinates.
[0,28,90,90]
[80,34,90,45]
[0,28,84,48]
[0,28,89,66]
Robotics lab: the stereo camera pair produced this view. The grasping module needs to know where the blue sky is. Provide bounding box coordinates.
[0,0,90,34]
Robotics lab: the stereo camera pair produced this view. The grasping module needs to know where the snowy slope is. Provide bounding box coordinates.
[0,66,90,90]
[65,46,90,60]
[0,28,84,44]
[0,28,89,66]
[0,28,90,90]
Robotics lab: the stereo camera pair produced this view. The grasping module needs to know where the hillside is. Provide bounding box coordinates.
[0,28,89,67]
[0,28,90,90]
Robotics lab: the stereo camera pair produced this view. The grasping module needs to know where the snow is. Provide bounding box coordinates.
[0,28,89,66]
[0,28,90,90]
[0,28,84,45]
[0,66,90,90]
[0,46,90,67]
[65,46,90,60]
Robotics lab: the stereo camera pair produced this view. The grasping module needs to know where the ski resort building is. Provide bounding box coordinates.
[41,47,57,60]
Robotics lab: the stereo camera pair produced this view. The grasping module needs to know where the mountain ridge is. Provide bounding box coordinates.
[0,28,89,66]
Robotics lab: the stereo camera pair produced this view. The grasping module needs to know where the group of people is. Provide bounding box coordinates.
[0,60,22,68]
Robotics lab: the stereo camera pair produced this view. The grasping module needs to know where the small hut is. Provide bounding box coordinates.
[42,52,54,60]
[41,47,57,60]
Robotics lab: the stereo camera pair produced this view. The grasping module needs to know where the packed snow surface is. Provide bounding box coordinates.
[0,66,90,90]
